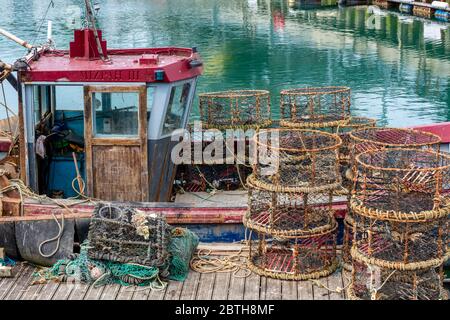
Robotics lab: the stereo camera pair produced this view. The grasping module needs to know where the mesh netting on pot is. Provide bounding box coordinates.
[199,90,271,130]
[244,174,336,237]
[252,129,342,191]
[343,130,441,270]
[348,260,447,300]
[350,211,448,267]
[342,213,361,271]
[352,148,450,216]
[349,127,441,162]
[87,203,172,267]
[335,117,377,193]
[336,117,377,165]
[247,226,338,280]
[280,86,351,128]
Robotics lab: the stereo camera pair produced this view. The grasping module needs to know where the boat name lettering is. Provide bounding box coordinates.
[80,70,140,81]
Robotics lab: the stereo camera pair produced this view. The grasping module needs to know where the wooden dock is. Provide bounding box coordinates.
[0,262,350,300]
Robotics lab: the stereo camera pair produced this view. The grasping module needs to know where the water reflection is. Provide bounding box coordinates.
[0,0,449,127]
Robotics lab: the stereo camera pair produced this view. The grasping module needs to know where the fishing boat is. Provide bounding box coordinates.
[0,2,205,266]
[0,1,449,285]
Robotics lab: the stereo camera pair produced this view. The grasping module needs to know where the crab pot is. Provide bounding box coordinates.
[198,90,271,130]
[352,148,450,215]
[336,117,377,165]
[87,203,172,268]
[342,129,442,269]
[347,128,440,192]
[342,213,361,271]
[334,117,376,193]
[350,210,448,266]
[252,129,342,190]
[245,174,337,237]
[348,260,447,300]
[348,127,441,167]
[177,125,255,192]
[247,226,339,280]
[279,86,351,128]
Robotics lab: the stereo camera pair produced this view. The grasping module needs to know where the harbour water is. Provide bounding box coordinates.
[0,0,449,126]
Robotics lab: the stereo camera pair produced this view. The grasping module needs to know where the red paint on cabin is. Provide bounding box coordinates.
[20,29,202,83]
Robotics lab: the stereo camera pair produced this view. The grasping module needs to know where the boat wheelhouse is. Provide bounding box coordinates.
[17,28,203,202]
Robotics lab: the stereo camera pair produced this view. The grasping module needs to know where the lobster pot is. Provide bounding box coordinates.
[435,10,450,22]
[343,129,441,270]
[178,128,253,192]
[342,213,360,270]
[349,260,447,300]
[336,117,376,165]
[253,129,342,190]
[199,90,271,130]
[350,208,449,266]
[399,3,414,13]
[334,117,376,192]
[245,174,336,236]
[353,148,450,215]
[349,127,441,166]
[87,203,172,267]
[247,227,338,280]
[280,86,351,128]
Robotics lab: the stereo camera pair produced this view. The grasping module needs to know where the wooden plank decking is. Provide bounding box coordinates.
[0,262,350,300]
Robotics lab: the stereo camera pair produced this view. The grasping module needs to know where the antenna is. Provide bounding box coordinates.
[84,0,109,61]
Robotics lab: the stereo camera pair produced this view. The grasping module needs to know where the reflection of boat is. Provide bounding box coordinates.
[288,0,338,10]
[368,5,388,16]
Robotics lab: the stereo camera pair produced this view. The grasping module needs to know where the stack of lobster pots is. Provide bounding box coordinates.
[346,127,449,300]
[342,128,442,271]
[244,128,342,280]
[243,86,353,280]
[186,90,272,191]
[280,86,377,211]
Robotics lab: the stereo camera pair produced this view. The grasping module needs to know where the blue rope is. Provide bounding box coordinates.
[0,256,16,266]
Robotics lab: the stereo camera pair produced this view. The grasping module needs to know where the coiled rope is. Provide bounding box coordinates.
[0,178,94,258]
[190,248,251,278]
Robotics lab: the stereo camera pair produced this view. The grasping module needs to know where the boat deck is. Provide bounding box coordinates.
[0,244,350,300]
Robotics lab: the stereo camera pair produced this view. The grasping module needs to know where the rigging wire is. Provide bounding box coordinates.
[31,0,55,46]
[1,82,12,134]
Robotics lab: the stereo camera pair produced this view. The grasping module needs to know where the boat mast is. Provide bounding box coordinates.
[0,28,33,50]
[84,0,109,61]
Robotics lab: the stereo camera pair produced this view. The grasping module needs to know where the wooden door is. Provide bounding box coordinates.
[84,86,148,201]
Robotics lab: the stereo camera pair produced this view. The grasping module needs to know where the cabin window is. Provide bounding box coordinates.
[147,86,155,121]
[92,91,139,137]
[32,85,51,123]
[55,86,84,111]
[162,83,191,136]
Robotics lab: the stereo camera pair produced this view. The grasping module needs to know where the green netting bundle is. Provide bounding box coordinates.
[33,226,199,287]
[34,204,199,287]
[168,227,200,281]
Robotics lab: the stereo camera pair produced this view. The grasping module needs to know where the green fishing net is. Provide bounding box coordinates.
[168,227,200,281]
[34,226,199,287]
